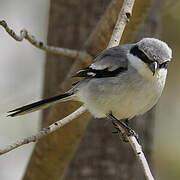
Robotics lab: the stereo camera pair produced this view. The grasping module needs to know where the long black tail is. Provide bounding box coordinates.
[7,92,73,117]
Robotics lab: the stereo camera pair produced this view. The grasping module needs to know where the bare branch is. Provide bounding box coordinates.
[0,20,92,62]
[115,122,155,180]
[106,0,154,179]
[128,136,155,180]
[107,0,135,48]
[0,106,87,155]
[85,0,155,55]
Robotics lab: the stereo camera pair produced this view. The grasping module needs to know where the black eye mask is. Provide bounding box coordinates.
[130,46,152,64]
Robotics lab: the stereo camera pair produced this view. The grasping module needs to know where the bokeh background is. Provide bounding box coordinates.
[153,1,180,179]
[0,0,179,179]
[0,0,49,179]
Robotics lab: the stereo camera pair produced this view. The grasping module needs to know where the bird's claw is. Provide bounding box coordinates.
[112,122,129,142]
[111,117,140,143]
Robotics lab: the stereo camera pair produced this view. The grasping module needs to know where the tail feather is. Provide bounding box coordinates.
[7,92,73,117]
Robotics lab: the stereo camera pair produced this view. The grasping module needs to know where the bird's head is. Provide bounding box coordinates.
[130,38,172,76]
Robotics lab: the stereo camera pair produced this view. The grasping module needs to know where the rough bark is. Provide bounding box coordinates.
[23,0,157,180]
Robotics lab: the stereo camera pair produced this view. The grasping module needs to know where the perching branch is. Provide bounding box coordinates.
[105,0,154,180]
[106,2,154,179]
[0,20,92,62]
[114,121,155,180]
[0,106,87,155]
[128,136,155,180]
[107,0,135,48]
[106,1,154,179]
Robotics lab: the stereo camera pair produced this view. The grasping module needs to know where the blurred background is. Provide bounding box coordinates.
[0,0,179,179]
[153,1,180,179]
[0,0,49,179]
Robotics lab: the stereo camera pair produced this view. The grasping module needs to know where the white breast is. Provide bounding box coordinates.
[76,55,167,120]
[127,53,167,116]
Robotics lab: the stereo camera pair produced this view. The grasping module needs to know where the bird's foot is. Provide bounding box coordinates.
[109,114,139,143]
[112,119,129,142]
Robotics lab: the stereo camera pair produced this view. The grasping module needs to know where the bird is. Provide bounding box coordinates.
[7,38,172,135]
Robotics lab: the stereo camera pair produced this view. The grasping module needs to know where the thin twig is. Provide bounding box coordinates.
[107,0,155,179]
[0,106,87,155]
[115,123,155,180]
[0,20,92,62]
[128,136,155,180]
[107,0,135,48]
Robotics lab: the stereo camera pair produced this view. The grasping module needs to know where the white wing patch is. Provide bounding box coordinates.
[87,72,96,76]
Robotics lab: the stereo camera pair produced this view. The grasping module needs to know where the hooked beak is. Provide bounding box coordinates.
[148,61,158,76]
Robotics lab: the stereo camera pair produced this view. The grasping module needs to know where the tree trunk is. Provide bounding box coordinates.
[23,1,110,180]
[23,0,157,180]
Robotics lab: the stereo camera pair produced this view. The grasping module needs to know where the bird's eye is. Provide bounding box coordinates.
[159,61,169,69]
[153,55,157,60]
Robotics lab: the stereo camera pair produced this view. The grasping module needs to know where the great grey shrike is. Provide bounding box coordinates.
[8,38,172,134]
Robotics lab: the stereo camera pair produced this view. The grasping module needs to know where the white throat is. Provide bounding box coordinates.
[127,53,167,81]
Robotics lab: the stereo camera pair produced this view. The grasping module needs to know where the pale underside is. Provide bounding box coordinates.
[76,55,167,120]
